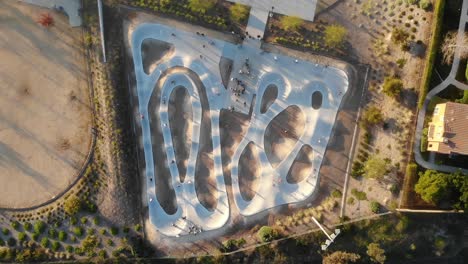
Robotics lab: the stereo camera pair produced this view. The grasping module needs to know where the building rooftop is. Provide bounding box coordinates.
[427,102,468,155]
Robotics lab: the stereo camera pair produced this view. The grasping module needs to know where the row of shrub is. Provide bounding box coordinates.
[274,37,328,52]
[418,0,446,109]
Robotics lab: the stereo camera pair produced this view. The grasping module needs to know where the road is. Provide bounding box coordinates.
[413,0,468,174]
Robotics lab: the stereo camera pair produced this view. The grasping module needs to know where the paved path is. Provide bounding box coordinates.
[21,0,82,27]
[413,0,468,174]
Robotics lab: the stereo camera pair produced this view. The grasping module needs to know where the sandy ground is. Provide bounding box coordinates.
[260,84,278,114]
[286,144,313,184]
[168,87,192,183]
[0,1,91,208]
[238,142,261,201]
[263,105,306,168]
[148,71,178,215]
[141,38,174,75]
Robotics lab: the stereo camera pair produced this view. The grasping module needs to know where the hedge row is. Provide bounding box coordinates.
[401,163,418,207]
[418,0,446,109]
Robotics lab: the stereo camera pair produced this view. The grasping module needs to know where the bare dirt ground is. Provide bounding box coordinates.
[141,38,174,75]
[286,145,313,184]
[168,87,192,183]
[0,1,91,208]
[264,105,306,168]
[148,71,178,215]
[238,142,261,201]
[260,84,278,114]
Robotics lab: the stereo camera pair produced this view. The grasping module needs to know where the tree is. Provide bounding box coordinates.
[257,226,280,242]
[382,76,403,98]
[441,31,468,65]
[188,0,217,12]
[280,16,304,31]
[366,243,386,264]
[323,251,361,264]
[364,157,388,179]
[33,221,46,235]
[391,28,409,45]
[324,24,347,48]
[64,196,81,215]
[362,106,384,127]
[229,3,249,23]
[415,170,450,204]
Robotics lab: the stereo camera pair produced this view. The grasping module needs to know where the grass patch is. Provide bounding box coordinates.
[351,188,367,200]
[401,163,418,207]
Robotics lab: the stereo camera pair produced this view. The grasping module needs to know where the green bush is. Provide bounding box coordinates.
[188,0,216,12]
[331,189,343,198]
[419,0,432,10]
[419,0,446,109]
[324,24,347,48]
[34,221,46,234]
[81,217,88,224]
[370,201,381,213]
[134,224,142,232]
[73,227,84,237]
[396,58,407,68]
[123,227,130,234]
[362,106,384,126]
[11,221,20,230]
[66,245,74,253]
[32,233,39,242]
[364,157,389,179]
[70,216,78,226]
[415,170,450,204]
[351,188,367,200]
[110,227,119,236]
[48,229,57,239]
[64,196,81,215]
[24,222,32,232]
[0,238,4,246]
[2,228,9,236]
[280,15,304,31]
[98,249,107,259]
[421,127,428,152]
[229,3,249,23]
[40,237,49,248]
[51,241,60,251]
[18,232,27,242]
[383,76,404,98]
[58,231,67,242]
[93,216,100,225]
[257,226,280,242]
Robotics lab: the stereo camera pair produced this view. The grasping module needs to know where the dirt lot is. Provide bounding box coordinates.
[0,1,91,208]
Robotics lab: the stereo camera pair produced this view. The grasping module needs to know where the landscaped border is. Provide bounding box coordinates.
[418,0,446,109]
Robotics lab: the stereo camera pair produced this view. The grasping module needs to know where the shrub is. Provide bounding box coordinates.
[280,15,304,31]
[98,249,107,259]
[396,58,407,68]
[2,228,9,236]
[11,221,20,230]
[364,157,388,179]
[110,227,119,236]
[415,170,450,204]
[134,224,142,232]
[93,216,100,225]
[351,188,367,200]
[24,222,32,232]
[257,226,280,242]
[229,3,249,23]
[70,216,78,226]
[48,228,57,239]
[123,227,130,234]
[324,24,347,48]
[66,245,74,253]
[382,76,403,98]
[64,196,81,215]
[391,27,409,45]
[0,238,4,246]
[362,106,384,126]
[7,237,16,247]
[51,241,60,251]
[34,221,46,234]
[73,227,84,237]
[40,237,49,248]
[81,217,88,224]
[32,233,39,241]
[82,235,99,253]
[18,232,27,242]
[58,231,67,242]
[331,189,343,198]
[421,127,428,152]
[370,201,380,213]
[419,0,432,10]
[188,0,216,12]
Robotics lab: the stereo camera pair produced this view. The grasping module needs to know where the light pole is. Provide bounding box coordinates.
[311,216,341,251]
